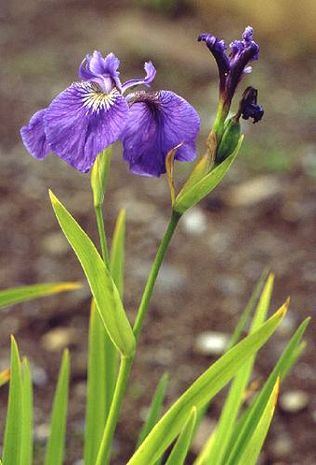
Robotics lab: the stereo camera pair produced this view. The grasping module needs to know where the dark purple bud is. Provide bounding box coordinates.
[238,87,264,123]
[198,33,230,93]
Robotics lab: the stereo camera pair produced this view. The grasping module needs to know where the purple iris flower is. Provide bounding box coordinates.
[21,51,200,176]
[198,26,259,105]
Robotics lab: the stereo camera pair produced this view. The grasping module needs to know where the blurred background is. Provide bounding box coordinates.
[0,0,315,464]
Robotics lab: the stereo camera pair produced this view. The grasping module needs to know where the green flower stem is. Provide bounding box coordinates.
[133,210,181,340]
[95,204,110,267]
[95,210,181,465]
[95,355,133,465]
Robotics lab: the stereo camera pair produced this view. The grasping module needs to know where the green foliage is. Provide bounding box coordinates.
[0,282,81,310]
[127,306,285,465]
[44,350,70,465]
[137,373,169,448]
[165,408,197,465]
[110,209,126,298]
[174,136,243,213]
[49,190,135,357]
[84,301,116,465]
[2,337,23,465]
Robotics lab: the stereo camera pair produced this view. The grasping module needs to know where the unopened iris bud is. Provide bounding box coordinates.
[90,146,112,207]
[215,117,241,165]
[237,86,264,123]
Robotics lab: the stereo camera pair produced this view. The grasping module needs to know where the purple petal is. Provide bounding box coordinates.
[20,109,50,160]
[44,82,129,172]
[79,51,122,92]
[121,90,200,177]
[121,62,156,93]
[198,33,230,93]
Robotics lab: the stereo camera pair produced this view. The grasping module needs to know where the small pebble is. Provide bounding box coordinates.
[34,423,50,443]
[224,175,281,207]
[279,390,309,414]
[271,434,293,458]
[194,331,229,356]
[41,327,79,352]
[182,208,208,235]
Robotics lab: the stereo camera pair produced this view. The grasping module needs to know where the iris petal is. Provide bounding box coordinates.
[121,90,200,177]
[121,62,156,93]
[44,82,129,172]
[20,109,50,160]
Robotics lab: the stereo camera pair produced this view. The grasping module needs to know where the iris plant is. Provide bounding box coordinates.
[3,26,304,465]
[21,52,200,176]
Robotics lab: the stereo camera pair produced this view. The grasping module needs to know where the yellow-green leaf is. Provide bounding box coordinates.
[165,407,197,465]
[44,350,70,465]
[110,209,126,297]
[174,136,243,214]
[0,369,10,387]
[49,190,135,357]
[235,379,279,465]
[0,282,81,310]
[21,358,33,465]
[2,337,22,465]
[127,305,286,465]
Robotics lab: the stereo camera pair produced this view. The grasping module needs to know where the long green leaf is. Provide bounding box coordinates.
[174,136,243,213]
[228,268,269,348]
[198,273,274,465]
[20,358,33,465]
[137,373,169,448]
[165,407,197,465]
[2,337,22,465]
[225,317,310,465]
[110,209,126,297]
[84,301,115,465]
[235,379,279,465]
[44,350,70,465]
[127,305,286,465]
[49,190,135,357]
[0,282,81,310]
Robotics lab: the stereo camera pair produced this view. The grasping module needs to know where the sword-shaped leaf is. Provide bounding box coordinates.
[49,190,135,357]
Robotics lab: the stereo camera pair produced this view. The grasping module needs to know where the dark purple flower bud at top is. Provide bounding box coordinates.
[20,50,199,175]
[198,33,229,93]
[238,86,264,124]
[198,26,259,105]
[121,91,200,177]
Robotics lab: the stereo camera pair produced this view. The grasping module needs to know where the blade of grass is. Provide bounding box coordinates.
[197,274,275,465]
[44,349,70,465]
[20,358,33,465]
[235,379,280,465]
[2,337,22,465]
[228,268,269,348]
[127,305,286,465]
[225,317,310,465]
[49,190,135,357]
[84,301,114,465]
[0,282,81,310]
[110,209,126,297]
[165,407,197,465]
[137,373,169,448]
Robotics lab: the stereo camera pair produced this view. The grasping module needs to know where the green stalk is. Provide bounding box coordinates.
[133,210,181,340]
[95,210,181,465]
[95,356,133,465]
[95,204,110,267]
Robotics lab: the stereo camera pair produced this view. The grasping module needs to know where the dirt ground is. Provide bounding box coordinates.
[0,2,315,464]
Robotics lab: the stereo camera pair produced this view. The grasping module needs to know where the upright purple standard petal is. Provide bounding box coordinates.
[44,82,129,172]
[121,91,200,177]
[20,109,50,160]
[121,62,156,93]
[79,51,122,92]
[198,33,229,93]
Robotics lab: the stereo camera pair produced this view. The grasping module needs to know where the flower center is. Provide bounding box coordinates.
[81,83,118,113]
